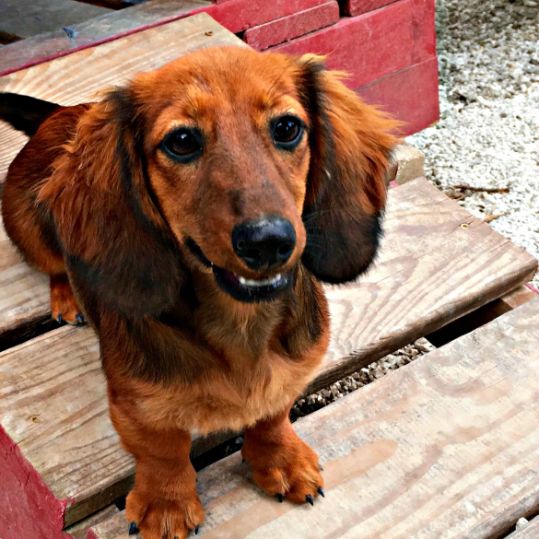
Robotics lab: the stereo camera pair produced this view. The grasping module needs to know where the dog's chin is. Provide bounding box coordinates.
[185,238,293,303]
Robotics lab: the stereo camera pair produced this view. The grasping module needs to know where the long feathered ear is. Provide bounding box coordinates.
[38,90,183,319]
[297,57,399,284]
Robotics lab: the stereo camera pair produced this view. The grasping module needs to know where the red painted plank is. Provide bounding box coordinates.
[357,55,439,135]
[245,1,339,50]
[206,0,329,34]
[341,0,398,16]
[0,426,70,539]
[275,0,430,88]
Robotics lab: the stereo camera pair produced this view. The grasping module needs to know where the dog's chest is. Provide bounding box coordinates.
[136,348,320,435]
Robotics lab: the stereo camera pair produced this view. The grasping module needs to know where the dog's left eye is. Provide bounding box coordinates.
[271,115,304,150]
[161,128,203,163]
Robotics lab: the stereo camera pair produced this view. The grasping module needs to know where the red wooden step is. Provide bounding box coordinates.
[274,0,435,88]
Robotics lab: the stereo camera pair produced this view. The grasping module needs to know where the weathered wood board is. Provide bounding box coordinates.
[0,0,110,41]
[0,179,536,533]
[0,0,211,77]
[0,13,246,185]
[0,204,49,342]
[89,298,539,539]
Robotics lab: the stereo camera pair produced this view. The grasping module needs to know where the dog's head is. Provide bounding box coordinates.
[41,47,398,316]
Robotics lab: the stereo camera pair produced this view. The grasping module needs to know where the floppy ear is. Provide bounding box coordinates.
[38,90,183,319]
[296,57,399,284]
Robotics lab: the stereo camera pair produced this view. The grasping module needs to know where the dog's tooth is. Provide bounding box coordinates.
[237,273,282,288]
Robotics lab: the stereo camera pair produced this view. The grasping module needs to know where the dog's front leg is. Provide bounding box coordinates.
[109,398,204,539]
[242,405,324,505]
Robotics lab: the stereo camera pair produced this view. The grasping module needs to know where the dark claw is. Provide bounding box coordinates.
[319,464,325,471]
[317,487,325,498]
[195,525,200,535]
[276,493,284,503]
[56,313,63,324]
[128,521,139,535]
[75,313,85,325]
[305,494,314,506]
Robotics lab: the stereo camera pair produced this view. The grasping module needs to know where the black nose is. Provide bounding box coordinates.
[232,217,296,271]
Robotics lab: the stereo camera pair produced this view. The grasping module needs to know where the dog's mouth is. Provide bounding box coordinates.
[185,238,292,303]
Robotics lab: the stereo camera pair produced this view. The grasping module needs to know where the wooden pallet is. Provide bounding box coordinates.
[0,11,537,539]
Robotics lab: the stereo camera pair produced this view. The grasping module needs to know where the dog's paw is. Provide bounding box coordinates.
[242,432,324,505]
[125,486,204,539]
[50,275,85,325]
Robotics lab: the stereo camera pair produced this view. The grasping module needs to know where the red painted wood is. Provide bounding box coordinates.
[245,1,339,50]
[0,426,71,539]
[341,0,398,16]
[274,0,431,88]
[411,0,436,63]
[356,55,439,135]
[206,0,329,34]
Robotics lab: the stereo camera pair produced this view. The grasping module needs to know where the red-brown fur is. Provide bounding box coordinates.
[1,47,397,538]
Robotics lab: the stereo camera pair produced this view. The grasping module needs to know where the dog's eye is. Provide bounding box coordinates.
[271,115,304,150]
[161,128,203,163]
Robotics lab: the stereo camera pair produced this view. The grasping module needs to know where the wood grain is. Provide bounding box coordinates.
[0,0,109,41]
[0,203,49,339]
[0,179,536,528]
[0,13,246,184]
[90,298,539,539]
[0,0,210,77]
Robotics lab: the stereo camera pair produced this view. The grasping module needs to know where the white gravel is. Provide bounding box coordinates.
[408,0,539,288]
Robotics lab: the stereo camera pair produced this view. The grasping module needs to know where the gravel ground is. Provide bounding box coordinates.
[307,0,539,413]
[409,0,539,288]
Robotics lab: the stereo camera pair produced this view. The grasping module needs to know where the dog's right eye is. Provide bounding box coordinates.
[161,128,203,163]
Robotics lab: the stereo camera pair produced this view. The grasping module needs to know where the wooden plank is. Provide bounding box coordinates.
[207,0,330,34]
[0,13,245,186]
[244,1,339,51]
[341,0,399,16]
[274,0,435,88]
[89,298,539,538]
[357,55,440,136]
[0,0,110,41]
[0,203,50,343]
[0,179,536,533]
[506,517,539,538]
[0,1,211,77]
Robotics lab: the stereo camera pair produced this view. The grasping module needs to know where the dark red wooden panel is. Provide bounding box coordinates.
[207,0,329,33]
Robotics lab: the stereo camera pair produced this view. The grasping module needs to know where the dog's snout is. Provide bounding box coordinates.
[232,217,296,271]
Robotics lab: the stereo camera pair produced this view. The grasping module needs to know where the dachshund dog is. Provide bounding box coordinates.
[0,47,397,538]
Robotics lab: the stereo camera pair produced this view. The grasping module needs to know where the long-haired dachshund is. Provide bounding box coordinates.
[0,47,397,538]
